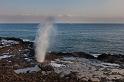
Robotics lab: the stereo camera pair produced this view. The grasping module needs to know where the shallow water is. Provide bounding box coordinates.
[0,23,124,54]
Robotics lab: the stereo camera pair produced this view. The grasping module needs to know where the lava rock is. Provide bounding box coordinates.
[0,37,24,43]
[71,52,95,59]
[38,63,54,71]
[97,53,124,64]
[46,52,95,61]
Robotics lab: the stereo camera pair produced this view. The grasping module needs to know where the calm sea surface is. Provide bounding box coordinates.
[0,23,124,54]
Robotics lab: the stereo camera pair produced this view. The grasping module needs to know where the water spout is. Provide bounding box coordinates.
[35,18,55,63]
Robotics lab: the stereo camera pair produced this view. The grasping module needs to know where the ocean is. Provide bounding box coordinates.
[0,23,124,54]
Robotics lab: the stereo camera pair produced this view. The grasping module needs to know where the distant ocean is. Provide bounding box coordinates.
[0,23,124,55]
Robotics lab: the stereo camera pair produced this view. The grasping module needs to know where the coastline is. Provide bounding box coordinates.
[0,37,124,82]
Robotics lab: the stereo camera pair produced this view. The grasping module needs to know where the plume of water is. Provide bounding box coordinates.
[35,18,55,63]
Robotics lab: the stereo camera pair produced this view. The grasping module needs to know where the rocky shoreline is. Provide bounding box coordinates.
[0,37,124,82]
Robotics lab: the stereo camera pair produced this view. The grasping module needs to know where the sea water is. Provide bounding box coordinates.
[0,23,124,54]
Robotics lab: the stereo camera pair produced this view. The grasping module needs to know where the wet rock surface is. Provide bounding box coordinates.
[0,37,124,82]
[97,53,124,64]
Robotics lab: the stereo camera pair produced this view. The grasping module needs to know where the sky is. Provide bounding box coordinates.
[0,0,124,23]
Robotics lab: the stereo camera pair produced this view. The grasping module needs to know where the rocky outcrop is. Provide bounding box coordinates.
[0,37,124,82]
[97,53,124,64]
[0,37,23,43]
[45,52,95,61]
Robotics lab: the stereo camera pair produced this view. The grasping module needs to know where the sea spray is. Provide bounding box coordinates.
[35,18,55,63]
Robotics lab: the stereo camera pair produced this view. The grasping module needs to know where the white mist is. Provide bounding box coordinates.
[35,19,54,63]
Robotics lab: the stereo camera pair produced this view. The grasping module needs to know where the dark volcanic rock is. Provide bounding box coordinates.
[0,37,35,56]
[38,64,54,71]
[97,53,124,64]
[45,52,63,61]
[45,52,95,61]
[0,37,24,43]
[71,52,95,59]
[0,37,124,82]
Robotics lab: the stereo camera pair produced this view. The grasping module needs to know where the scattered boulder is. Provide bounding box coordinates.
[38,63,54,71]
